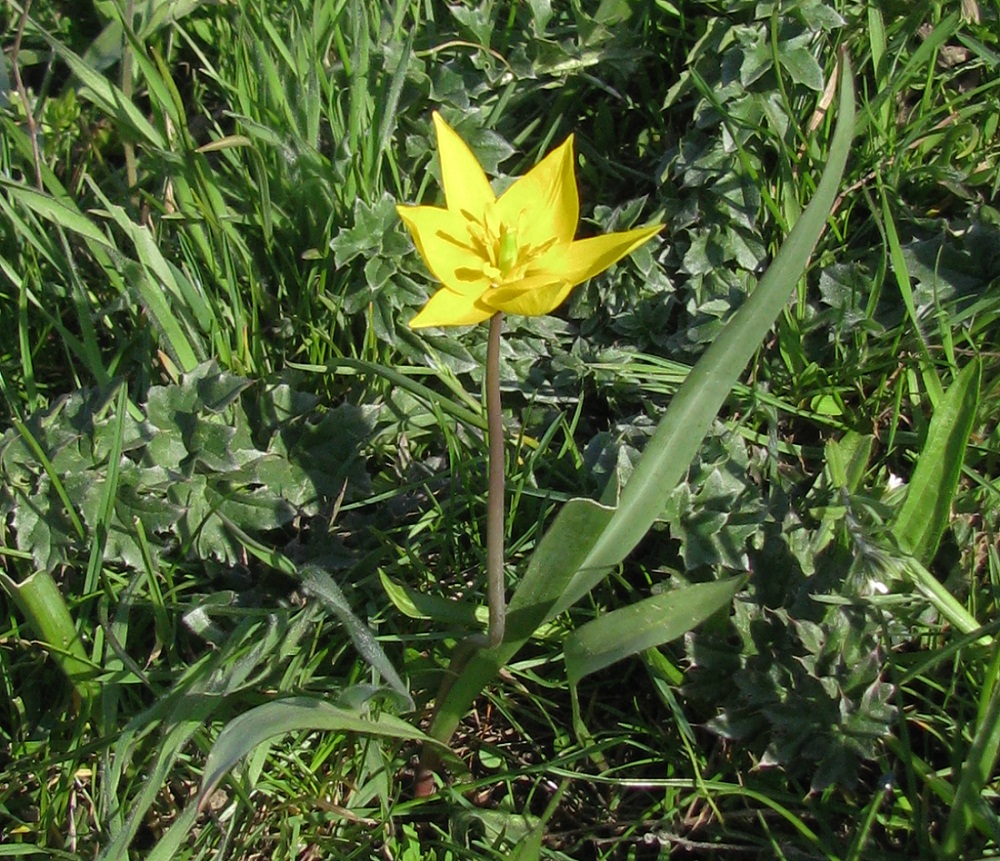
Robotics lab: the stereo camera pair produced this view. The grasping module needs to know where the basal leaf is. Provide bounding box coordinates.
[565,576,746,688]
[891,358,981,563]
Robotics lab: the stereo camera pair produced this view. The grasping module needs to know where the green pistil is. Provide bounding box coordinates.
[497,224,518,277]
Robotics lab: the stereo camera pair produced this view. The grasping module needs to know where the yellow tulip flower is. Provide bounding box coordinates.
[397,113,664,328]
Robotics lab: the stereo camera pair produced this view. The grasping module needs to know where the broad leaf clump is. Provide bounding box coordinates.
[670,430,901,790]
[0,363,370,572]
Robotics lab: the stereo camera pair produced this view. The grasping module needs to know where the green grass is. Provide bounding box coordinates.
[2,0,1000,858]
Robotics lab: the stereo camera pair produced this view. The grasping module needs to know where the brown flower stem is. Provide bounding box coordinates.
[485,311,506,648]
[412,634,481,797]
[413,312,507,798]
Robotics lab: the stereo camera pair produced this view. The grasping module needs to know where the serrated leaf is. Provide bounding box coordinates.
[329,193,398,267]
[146,379,199,429]
[143,426,189,473]
[12,483,75,571]
[194,365,253,413]
[779,46,825,91]
[214,485,298,533]
[187,419,239,471]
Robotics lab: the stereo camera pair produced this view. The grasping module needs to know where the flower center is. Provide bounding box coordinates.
[459,203,557,289]
[475,204,530,287]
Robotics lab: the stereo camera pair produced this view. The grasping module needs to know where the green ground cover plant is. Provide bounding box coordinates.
[1,0,1000,859]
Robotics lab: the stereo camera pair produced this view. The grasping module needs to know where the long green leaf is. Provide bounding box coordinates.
[301,567,413,709]
[42,33,167,150]
[196,696,435,802]
[891,358,981,562]
[0,569,100,706]
[561,62,856,609]
[877,176,943,406]
[564,576,747,688]
[428,59,856,749]
[427,498,616,748]
[0,181,114,249]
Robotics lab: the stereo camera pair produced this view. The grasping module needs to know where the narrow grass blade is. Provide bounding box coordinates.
[508,779,567,861]
[877,177,944,406]
[89,188,213,370]
[141,802,200,861]
[42,33,167,150]
[941,648,1000,859]
[900,557,985,643]
[83,384,128,597]
[886,735,1000,848]
[0,180,114,249]
[224,528,414,707]
[301,567,413,709]
[97,613,316,861]
[81,0,204,71]
[291,357,487,430]
[121,261,202,373]
[858,11,960,136]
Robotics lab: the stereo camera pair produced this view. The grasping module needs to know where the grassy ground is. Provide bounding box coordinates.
[2,0,1000,858]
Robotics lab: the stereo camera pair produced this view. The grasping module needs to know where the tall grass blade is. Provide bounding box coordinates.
[0,180,114,249]
[83,384,129,597]
[301,566,413,709]
[877,177,944,405]
[42,33,167,150]
[97,612,314,860]
[940,648,1000,859]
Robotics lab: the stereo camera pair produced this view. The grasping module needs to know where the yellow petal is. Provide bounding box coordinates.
[481,224,663,318]
[497,135,578,250]
[409,286,495,328]
[484,277,576,317]
[556,224,664,286]
[396,204,493,297]
[433,113,495,218]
